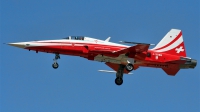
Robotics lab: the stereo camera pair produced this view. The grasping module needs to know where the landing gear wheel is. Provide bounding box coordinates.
[52,62,59,69]
[115,77,123,85]
[126,63,133,72]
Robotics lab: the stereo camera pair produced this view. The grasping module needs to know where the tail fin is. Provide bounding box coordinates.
[152,29,186,57]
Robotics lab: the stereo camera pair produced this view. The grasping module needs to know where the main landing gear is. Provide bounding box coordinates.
[115,63,134,86]
[52,53,60,69]
[115,64,125,86]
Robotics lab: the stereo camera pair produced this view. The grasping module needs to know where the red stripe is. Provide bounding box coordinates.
[33,41,128,48]
[154,31,182,50]
[26,42,128,50]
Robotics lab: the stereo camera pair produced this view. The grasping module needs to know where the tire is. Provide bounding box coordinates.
[52,62,59,69]
[126,64,133,71]
[115,77,123,85]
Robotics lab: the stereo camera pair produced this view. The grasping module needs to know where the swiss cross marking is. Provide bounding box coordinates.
[175,46,184,53]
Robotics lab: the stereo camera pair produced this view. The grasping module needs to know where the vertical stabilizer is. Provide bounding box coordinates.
[152,29,186,57]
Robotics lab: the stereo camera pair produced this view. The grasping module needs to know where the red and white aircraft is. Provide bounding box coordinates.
[8,29,197,85]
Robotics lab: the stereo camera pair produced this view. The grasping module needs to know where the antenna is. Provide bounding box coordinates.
[105,37,111,42]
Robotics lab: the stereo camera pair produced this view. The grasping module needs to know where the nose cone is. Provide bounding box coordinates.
[8,42,26,48]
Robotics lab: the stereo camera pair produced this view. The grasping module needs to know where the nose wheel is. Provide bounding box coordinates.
[52,53,60,69]
[52,62,59,69]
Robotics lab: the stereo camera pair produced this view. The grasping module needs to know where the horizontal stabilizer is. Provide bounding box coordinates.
[98,70,133,74]
[119,41,155,45]
[162,68,180,76]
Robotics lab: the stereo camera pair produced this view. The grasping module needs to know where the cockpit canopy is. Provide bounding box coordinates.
[63,36,107,42]
[63,36,84,40]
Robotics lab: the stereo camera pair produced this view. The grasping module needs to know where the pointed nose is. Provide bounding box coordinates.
[8,42,26,48]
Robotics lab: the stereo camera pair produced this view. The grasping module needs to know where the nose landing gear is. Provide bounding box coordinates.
[52,53,60,69]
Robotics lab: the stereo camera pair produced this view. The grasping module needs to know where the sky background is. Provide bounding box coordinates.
[1,0,200,112]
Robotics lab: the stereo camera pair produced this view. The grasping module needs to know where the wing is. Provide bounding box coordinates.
[115,44,150,53]
[114,44,151,59]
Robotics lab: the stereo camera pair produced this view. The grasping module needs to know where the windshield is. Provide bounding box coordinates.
[63,37,69,39]
[71,36,84,40]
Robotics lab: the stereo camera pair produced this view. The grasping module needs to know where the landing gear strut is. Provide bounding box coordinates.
[52,53,60,69]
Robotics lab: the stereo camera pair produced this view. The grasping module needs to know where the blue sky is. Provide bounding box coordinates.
[1,0,199,112]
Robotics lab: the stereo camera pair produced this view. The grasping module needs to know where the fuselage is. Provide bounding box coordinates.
[8,29,197,85]
[9,36,196,75]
